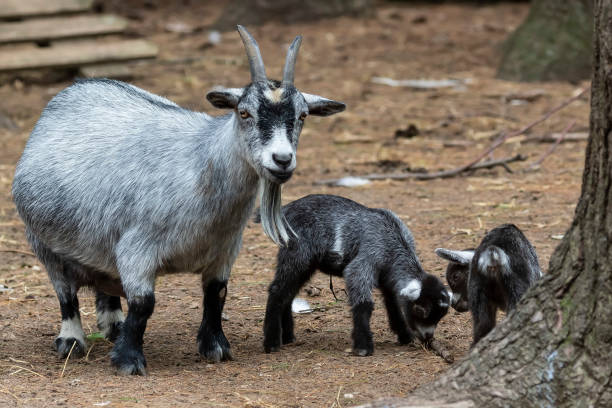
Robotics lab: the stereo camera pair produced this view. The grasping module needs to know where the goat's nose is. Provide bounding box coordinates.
[272,152,293,168]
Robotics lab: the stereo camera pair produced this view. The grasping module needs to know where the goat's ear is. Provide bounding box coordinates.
[435,248,474,265]
[206,88,244,109]
[412,304,429,319]
[301,92,346,116]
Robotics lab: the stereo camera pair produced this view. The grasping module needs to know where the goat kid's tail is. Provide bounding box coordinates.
[476,245,511,277]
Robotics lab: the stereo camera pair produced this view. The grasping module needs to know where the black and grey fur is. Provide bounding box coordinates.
[261,195,450,356]
[11,26,344,375]
[435,224,542,345]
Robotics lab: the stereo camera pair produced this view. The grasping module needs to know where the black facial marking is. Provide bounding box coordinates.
[254,83,298,145]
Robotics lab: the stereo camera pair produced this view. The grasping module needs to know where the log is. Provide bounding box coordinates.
[0,39,157,72]
[0,15,127,44]
[0,0,94,19]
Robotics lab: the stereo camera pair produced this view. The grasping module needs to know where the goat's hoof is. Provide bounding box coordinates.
[397,334,414,345]
[352,348,373,357]
[198,332,233,363]
[282,335,295,345]
[110,347,147,376]
[264,344,280,353]
[54,337,86,358]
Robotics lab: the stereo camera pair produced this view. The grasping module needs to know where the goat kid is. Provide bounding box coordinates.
[12,26,345,375]
[435,224,542,345]
[261,195,450,356]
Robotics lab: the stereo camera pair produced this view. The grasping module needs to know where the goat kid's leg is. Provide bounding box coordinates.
[470,292,497,347]
[198,279,233,362]
[381,287,414,345]
[95,291,124,342]
[263,254,313,353]
[345,260,376,356]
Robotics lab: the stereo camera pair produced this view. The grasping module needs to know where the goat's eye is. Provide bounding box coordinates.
[239,109,250,119]
[299,112,308,121]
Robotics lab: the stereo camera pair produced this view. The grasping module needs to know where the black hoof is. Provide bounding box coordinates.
[397,333,414,345]
[352,348,373,357]
[264,344,281,353]
[54,337,86,358]
[198,331,233,363]
[281,334,295,345]
[110,344,147,376]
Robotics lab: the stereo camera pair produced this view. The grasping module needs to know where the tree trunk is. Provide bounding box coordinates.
[497,0,593,82]
[361,1,612,407]
[212,0,373,31]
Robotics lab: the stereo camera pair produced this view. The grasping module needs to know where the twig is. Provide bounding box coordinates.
[2,364,44,378]
[528,121,576,170]
[331,386,343,408]
[315,154,527,185]
[0,249,36,257]
[422,339,454,364]
[0,389,20,403]
[518,132,588,144]
[59,341,77,378]
[316,87,588,185]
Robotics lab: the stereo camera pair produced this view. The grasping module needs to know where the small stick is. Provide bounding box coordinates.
[0,249,36,257]
[527,121,576,170]
[423,339,454,364]
[59,341,77,378]
[2,364,44,378]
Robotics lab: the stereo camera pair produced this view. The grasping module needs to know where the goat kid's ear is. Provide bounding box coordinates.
[302,92,346,116]
[435,248,474,265]
[206,88,244,109]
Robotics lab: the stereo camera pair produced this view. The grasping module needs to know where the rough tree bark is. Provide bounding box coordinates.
[361,1,612,407]
[497,0,593,82]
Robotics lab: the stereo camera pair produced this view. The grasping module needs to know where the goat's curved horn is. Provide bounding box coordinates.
[237,25,267,82]
[282,36,302,86]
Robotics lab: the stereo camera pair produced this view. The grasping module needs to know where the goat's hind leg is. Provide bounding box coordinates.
[95,291,124,342]
[29,234,86,358]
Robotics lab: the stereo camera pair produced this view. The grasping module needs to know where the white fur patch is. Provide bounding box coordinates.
[400,279,422,301]
[264,87,284,103]
[332,223,343,255]
[97,309,124,337]
[59,315,86,343]
[477,246,511,276]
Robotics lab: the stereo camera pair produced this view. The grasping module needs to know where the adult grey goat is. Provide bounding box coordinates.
[12,25,345,375]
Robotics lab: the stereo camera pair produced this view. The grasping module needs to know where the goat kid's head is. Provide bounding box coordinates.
[207,26,345,184]
[434,248,473,312]
[399,275,450,342]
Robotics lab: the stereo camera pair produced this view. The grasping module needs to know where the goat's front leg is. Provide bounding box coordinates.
[345,260,376,356]
[198,278,233,362]
[380,285,414,345]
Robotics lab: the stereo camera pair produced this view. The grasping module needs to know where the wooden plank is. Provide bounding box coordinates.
[0,15,127,44]
[0,39,158,71]
[0,0,93,19]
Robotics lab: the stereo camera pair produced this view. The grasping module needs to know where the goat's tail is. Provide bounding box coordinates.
[258,179,296,246]
[476,245,511,277]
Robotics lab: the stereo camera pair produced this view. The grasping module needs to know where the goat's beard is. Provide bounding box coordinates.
[259,178,295,246]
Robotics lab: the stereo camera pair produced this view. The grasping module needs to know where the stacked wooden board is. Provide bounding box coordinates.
[0,0,157,74]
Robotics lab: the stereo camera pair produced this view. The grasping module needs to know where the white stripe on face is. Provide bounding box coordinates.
[262,126,296,172]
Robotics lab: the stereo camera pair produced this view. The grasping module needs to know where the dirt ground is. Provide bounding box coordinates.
[0,1,591,407]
